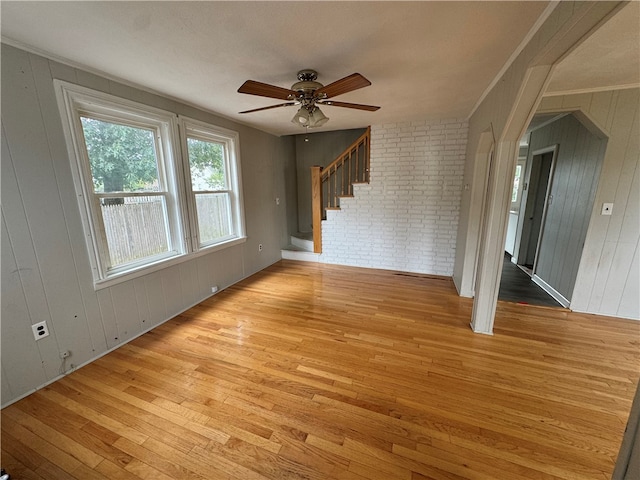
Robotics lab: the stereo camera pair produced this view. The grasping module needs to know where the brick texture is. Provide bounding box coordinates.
[321,119,468,276]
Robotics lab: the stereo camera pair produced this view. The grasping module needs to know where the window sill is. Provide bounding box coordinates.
[93,236,247,290]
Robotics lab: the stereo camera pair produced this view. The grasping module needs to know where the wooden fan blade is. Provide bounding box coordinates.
[318,100,380,111]
[238,80,298,100]
[314,73,371,99]
[239,102,296,114]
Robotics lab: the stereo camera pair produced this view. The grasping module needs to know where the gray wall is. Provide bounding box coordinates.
[1,44,297,406]
[523,113,606,301]
[293,128,366,233]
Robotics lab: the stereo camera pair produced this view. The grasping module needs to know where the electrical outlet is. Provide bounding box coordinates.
[32,321,49,341]
[258,244,263,252]
[211,286,219,294]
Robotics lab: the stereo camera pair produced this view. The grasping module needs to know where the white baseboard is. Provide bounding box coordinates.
[532,274,570,308]
[281,250,321,262]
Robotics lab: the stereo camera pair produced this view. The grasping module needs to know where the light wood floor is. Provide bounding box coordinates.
[2,260,639,479]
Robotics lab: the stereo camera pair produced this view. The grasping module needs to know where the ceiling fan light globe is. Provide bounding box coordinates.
[309,108,329,128]
[291,107,310,125]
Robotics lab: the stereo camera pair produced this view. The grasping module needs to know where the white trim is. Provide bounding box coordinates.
[570,308,640,322]
[527,113,570,134]
[543,83,640,97]
[55,80,185,279]
[93,236,246,290]
[178,116,246,250]
[532,274,570,308]
[531,145,558,275]
[467,1,560,120]
[469,322,494,336]
[54,80,246,290]
[513,144,558,269]
[281,250,321,262]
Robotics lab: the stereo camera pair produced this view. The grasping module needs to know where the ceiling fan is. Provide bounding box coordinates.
[237,69,380,128]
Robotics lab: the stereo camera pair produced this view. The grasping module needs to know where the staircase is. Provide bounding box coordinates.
[281,232,319,262]
[281,127,370,261]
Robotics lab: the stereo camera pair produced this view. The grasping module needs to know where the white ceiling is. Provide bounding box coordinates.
[1,2,637,137]
[546,1,640,96]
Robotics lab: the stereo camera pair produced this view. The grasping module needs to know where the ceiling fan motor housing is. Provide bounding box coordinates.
[291,70,324,105]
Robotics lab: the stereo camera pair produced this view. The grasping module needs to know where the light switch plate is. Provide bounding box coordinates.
[601,203,613,215]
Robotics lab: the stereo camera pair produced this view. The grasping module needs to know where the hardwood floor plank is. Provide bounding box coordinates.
[2,414,85,474]
[0,434,47,478]
[2,261,638,479]
[42,383,150,445]
[93,458,147,480]
[0,451,46,480]
[306,434,413,480]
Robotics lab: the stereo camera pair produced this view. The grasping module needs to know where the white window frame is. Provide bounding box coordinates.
[179,117,246,252]
[55,81,246,289]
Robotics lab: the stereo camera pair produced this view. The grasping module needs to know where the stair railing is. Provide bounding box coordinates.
[311,126,371,253]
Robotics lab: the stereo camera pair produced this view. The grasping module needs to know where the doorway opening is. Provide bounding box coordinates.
[498,112,607,309]
[518,146,556,276]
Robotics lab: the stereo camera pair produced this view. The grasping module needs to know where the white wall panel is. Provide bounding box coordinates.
[110,282,143,344]
[144,272,167,328]
[179,260,200,309]
[619,244,640,319]
[537,89,640,319]
[1,213,48,395]
[133,277,151,328]
[28,52,108,355]
[2,46,96,378]
[96,289,119,349]
[161,265,185,320]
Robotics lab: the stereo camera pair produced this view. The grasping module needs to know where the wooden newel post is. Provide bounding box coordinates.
[311,166,323,253]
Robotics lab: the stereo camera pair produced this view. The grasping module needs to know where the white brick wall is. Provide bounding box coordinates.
[320,119,468,276]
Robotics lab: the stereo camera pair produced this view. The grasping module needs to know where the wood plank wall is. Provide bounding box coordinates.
[538,89,640,319]
[0,44,296,406]
[525,113,607,301]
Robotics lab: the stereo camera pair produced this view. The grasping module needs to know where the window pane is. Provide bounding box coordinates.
[187,137,227,190]
[80,117,160,193]
[100,196,170,268]
[195,193,232,245]
[512,165,522,202]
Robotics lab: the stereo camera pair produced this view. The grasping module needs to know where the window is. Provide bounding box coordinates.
[511,160,526,211]
[56,81,245,287]
[180,119,244,249]
[512,164,522,202]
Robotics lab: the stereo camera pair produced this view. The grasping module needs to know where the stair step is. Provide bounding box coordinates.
[281,247,320,262]
[325,207,341,211]
[291,233,313,252]
[337,194,354,198]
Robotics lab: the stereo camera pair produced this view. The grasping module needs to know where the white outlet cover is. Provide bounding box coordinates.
[32,320,50,340]
[601,203,614,215]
